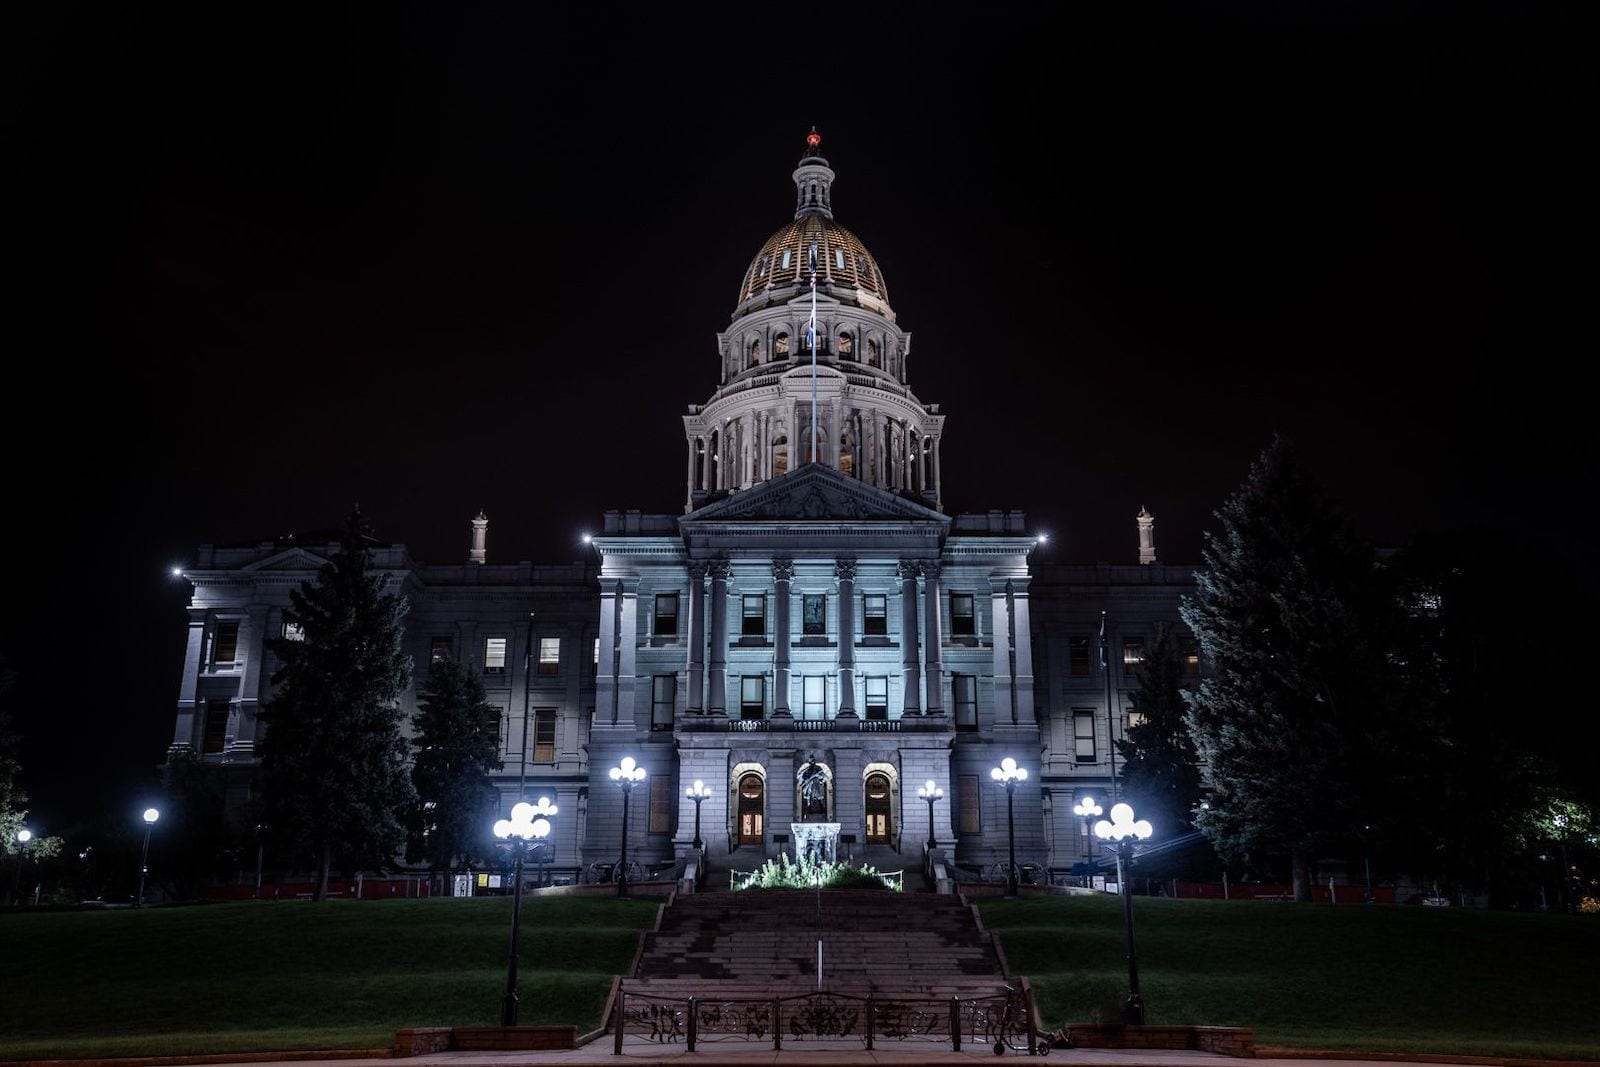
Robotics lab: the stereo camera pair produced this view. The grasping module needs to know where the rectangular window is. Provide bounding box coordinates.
[950,593,975,636]
[864,677,888,720]
[212,621,240,665]
[953,674,977,730]
[740,676,765,720]
[1123,637,1145,677]
[863,594,888,635]
[429,636,453,663]
[484,637,507,675]
[282,621,305,642]
[533,709,556,763]
[1180,636,1200,677]
[538,638,560,675]
[484,704,504,752]
[959,774,981,834]
[654,593,679,637]
[202,699,230,754]
[1074,710,1096,763]
[741,595,766,636]
[649,774,673,834]
[803,593,826,636]
[1068,637,1090,677]
[593,637,599,668]
[1126,710,1147,730]
[802,676,826,719]
[652,674,676,731]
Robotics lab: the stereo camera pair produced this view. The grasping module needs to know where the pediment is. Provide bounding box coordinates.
[242,547,332,573]
[684,464,947,523]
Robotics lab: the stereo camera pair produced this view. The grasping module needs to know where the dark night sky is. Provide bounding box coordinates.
[4,3,1594,829]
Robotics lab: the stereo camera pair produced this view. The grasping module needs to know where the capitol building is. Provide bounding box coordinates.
[167,132,1197,886]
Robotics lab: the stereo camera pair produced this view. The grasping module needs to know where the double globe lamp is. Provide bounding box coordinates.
[1094,801,1154,1025]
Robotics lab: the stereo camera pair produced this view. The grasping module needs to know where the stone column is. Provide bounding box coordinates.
[899,560,922,715]
[169,607,207,755]
[686,562,707,712]
[835,556,858,719]
[932,435,942,509]
[772,557,794,718]
[685,436,696,499]
[707,560,730,716]
[921,561,944,717]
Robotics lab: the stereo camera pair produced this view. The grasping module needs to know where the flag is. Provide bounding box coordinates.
[1097,613,1108,672]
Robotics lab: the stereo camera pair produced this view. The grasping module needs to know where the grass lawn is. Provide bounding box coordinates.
[980,895,1600,1060]
[0,896,657,1060]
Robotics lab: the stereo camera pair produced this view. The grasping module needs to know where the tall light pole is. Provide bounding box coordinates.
[917,780,943,851]
[252,823,267,900]
[494,797,556,1027]
[1072,795,1103,888]
[11,829,31,904]
[685,780,712,852]
[1094,802,1154,1025]
[609,757,646,898]
[990,758,1028,896]
[137,808,160,907]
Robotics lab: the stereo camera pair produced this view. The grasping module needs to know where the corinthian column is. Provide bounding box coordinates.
[899,560,922,715]
[707,559,730,716]
[772,556,794,718]
[922,561,945,717]
[835,556,858,720]
[686,562,707,712]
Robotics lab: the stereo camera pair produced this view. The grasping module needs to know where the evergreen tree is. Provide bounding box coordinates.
[258,509,415,900]
[1115,628,1202,835]
[0,657,25,856]
[406,656,501,871]
[1181,437,1390,901]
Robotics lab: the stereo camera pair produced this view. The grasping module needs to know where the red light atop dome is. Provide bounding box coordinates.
[806,129,821,148]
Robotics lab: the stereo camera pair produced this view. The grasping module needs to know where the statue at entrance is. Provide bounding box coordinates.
[798,756,829,818]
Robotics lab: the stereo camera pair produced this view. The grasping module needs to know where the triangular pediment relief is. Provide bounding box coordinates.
[242,547,332,573]
[684,464,947,523]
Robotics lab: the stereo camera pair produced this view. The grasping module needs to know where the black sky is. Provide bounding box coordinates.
[5,3,1594,829]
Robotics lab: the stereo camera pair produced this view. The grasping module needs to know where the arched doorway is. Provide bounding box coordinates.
[737,772,765,846]
[865,772,893,843]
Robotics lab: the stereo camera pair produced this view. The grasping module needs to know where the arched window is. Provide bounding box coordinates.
[865,773,892,843]
[758,257,768,278]
[774,332,790,357]
[866,339,881,367]
[839,434,855,477]
[772,434,789,478]
[748,338,762,367]
[837,331,854,359]
[738,773,764,845]
[781,250,792,270]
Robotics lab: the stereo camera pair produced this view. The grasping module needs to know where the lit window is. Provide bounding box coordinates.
[654,593,679,637]
[835,249,845,270]
[950,594,975,636]
[953,674,976,730]
[863,594,887,635]
[742,595,765,637]
[865,677,888,720]
[212,621,239,666]
[803,594,826,636]
[593,637,599,668]
[1180,636,1200,677]
[484,637,507,675]
[1074,710,1096,763]
[740,676,765,720]
[781,250,792,269]
[1127,710,1147,730]
[538,638,560,676]
[959,774,981,834]
[652,675,676,731]
[282,621,305,642]
[803,676,826,719]
[429,636,453,663]
[533,710,556,763]
[1068,637,1090,677]
[1122,637,1145,677]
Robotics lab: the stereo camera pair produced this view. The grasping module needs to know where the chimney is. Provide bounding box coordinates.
[469,510,488,564]
[1137,506,1157,565]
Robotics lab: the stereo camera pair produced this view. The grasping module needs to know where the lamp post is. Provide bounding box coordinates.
[1072,795,1103,888]
[252,823,267,900]
[137,808,160,907]
[990,757,1028,896]
[917,780,944,851]
[1094,801,1154,1025]
[609,757,646,898]
[685,779,712,852]
[494,797,556,1027]
[10,829,31,904]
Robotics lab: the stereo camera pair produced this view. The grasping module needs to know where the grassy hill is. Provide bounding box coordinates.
[980,895,1600,1059]
[0,896,657,1060]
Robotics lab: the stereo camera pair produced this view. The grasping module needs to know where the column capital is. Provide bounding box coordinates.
[897,560,921,582]
[687,561,708,580]
[708,559,732,581]
[773,556,795,582]
[834,556,857,581]
[919,560,942,580]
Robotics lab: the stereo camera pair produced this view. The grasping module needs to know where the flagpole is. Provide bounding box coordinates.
[1102,610,1118,800]
[809,242,818,464]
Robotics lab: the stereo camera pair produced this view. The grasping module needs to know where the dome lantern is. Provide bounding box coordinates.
[793,126,835,220]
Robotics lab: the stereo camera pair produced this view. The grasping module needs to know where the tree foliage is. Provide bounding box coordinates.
[1116,628,1202,836]
[1181,437,1392,900]
[257,510,415,899]
[406,656,501,870]
[0,656,25,856]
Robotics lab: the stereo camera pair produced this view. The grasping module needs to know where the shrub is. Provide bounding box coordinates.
[734,854,897,891]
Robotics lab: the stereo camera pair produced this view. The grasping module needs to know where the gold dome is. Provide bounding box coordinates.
[737,215,890,310]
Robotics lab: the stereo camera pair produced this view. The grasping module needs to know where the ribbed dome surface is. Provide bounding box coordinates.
[738,216,889,308]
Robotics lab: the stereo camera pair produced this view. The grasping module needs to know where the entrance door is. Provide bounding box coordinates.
[865,772,892,843]
[738,773,764,845]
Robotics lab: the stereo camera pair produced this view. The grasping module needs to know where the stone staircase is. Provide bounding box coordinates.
[622,888,1010,1001]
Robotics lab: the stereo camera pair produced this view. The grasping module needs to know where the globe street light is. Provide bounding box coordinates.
[917,780,944,851]
[685,780,712,852]
[11,829,32,905]
[137,808,160,907]
[1094,801,1154,1025]
[609,757,646,898]
[1072,795,1103,888]
[990,758,1028,897]
[494,797,556,1027]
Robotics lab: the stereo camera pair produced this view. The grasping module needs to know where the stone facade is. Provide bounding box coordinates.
[166,132,1197,883]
